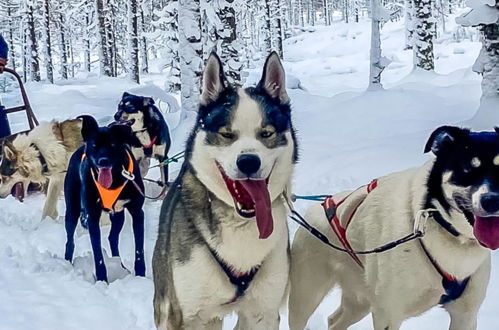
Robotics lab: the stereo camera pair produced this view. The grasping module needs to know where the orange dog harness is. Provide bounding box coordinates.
[81,151,134,211]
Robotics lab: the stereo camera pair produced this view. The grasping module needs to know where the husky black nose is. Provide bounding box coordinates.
[97,157,111,167]
[237,154,261,176]
[481,194,499,214]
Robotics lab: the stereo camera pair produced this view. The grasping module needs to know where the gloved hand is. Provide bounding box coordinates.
[0,58,6,73]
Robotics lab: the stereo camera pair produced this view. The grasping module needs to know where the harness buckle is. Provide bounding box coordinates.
[121,167,135,181]
[414,209,435,236]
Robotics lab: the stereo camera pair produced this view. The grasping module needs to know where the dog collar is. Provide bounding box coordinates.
[30,143,49,175]
[81,150,134,211]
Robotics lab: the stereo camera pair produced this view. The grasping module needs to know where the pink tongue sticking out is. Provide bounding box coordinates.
[13,182,24,202]
[473,216,499,250]
[240,180,273,239]
[97,167,113,189]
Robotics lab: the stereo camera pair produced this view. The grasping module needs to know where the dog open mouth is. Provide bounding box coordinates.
[218,165,273,239]
[473,215,499,250]
[11,182,24,202]
[97,167,113,189]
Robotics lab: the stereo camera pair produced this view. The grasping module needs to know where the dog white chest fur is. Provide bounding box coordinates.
[289,162,490,330]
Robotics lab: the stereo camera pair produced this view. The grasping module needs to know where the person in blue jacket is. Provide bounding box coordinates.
[0,34,8,74]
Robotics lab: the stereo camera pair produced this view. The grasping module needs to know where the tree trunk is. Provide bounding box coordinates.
[96,0,112,76]
[27,2,40,82]
[84,10,92,72]
[369,0,387,90]
[165,0,181,92]
[43,0,54,83]
[178,0,202,116]
[140,5,149,74]
[59,13,69,79]
[274,0,284,58]
[129,0,140,83]
[216,0,242,84]
[323,0,330,25]
[413,0,435,70]
[264,0,273,52]
[405,0,414,49]
[7,2,17,71]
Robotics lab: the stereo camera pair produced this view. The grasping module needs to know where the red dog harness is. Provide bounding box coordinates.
[321,179,469,304]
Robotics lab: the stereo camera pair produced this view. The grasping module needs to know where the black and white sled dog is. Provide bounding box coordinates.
[152,52,298,329]
[64,116,145,282]
[289,126,499,330]
[114,92,171,184]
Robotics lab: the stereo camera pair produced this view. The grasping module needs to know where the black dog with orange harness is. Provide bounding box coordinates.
[64,115,145,283]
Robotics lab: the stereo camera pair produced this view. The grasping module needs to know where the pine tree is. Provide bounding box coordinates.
[96,0,112,76]
[178,0,202,116]
[215,0,242,84]
[405,0,414,50]
[26,0,40,81]
[42,0,54,83]
[413,0,435,70]
[369,0,390,90]
[129,0,140,83]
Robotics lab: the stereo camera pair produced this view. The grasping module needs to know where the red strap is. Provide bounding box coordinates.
[143,136,157,149]
[322,179,379,269]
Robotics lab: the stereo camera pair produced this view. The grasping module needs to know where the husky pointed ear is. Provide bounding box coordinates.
[143,97,155,107]
[2,140,17,160]
[78,115,99,142]
[424,126,468,156]
[258,52,289,104]
[201,53,226,105]
[122,92,130,98]
[495,127,499,135]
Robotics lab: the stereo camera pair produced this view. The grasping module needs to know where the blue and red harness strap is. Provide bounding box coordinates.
[321,179,378,268]
[321,179,470,304]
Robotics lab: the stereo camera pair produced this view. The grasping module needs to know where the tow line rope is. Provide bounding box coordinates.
[284,192,433,255]
[148,151,185,170]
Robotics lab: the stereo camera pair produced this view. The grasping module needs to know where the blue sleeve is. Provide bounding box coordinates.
[0,34,8,59]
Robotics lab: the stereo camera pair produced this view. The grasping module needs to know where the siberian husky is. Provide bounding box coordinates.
[114,92,171,184]
[289,126,499,330]
[0,119,83,219]
[152,52,298,329]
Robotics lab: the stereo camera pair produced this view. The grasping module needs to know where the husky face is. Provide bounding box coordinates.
[426,126,499,249]
[80,116,135,189]
[115,92,157,146]
[0,139,39,201]
[189,52,297,239]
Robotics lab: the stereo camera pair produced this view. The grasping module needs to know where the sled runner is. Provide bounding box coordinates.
[0,67,39,141]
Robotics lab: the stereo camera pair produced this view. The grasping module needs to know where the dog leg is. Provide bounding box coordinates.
[129,207,145,276]
[139,157,150,178]
[328,295,370,330]
[87,210,107,282]
[289,229,336,330]
[108,211,125,257]
[158,154,169,185]
[235,310,280,330]
[42,175,63,220]
[64,203,79,263]
[446,256,490,330]
[371,307,402,330]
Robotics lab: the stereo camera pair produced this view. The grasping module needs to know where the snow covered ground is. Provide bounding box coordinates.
[0,15,497,330]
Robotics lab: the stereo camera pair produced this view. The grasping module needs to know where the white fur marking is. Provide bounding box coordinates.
[471,157,481,168]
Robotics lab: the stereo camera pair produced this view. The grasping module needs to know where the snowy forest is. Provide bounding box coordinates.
[2,0,499,119]
[3,0,499,329]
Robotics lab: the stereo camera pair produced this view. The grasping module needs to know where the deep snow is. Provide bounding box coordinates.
[0,14,497,330]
